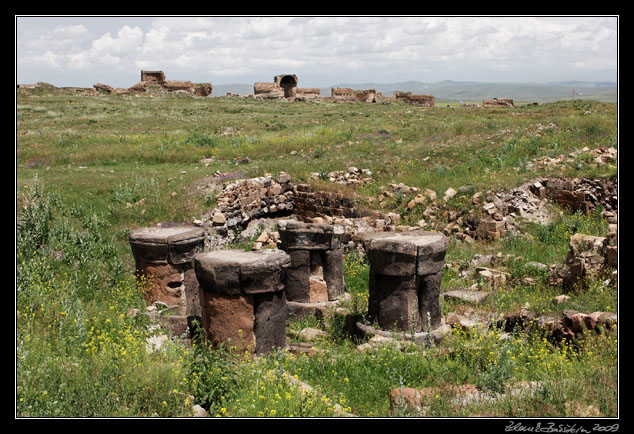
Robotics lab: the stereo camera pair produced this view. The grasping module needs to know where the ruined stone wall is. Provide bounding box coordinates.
[254,82,285,99]
[294,184,359,220]
[295,88,321,100]
[95,71,212,97]
[331,88,357,102]
[543,177,617,220]
[141,70,166,82]
[212,173,295,229]
[355,89,377,103]
[483,98,515,107]
[393,91,435,106]
[408,94,435,106]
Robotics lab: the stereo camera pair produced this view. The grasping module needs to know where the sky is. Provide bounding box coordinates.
[15,16,619,89]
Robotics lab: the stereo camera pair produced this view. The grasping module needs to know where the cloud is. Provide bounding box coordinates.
[16,16,618,86]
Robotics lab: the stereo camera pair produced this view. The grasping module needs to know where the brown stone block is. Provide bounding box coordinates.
[141,263,184,313]
[204,292,255,353]
[308,277,329,303]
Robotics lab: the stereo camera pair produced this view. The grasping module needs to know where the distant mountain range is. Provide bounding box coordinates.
[212,80,617,102]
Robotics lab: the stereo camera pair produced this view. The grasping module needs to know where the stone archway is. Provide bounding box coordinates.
[278,75,298,98]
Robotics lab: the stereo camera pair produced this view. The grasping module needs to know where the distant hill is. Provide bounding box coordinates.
[212,80,617,103]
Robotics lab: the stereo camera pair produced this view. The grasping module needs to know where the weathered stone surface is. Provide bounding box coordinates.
[369,273,421,332]
[254,291,287,354]
[204,292,255,353]
[278,223,347,303]
[278,221,344,250]
[129,226,205,265]
[364,230,448,277]
[141,263,184,313]
[195,249,290,354]
[284,250,311,302]
[183,265,202,317]
[418,271,442,331]
[323,249,346,300]
[365,231,447,333]
[308,277,329,303]
[194,249,290,296]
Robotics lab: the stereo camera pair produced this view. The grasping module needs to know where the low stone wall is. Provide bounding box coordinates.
[294,184,359,219]
[295,88,321,101]
[393,91,435,106]
[543,177,617,220]
[212,173,295,229]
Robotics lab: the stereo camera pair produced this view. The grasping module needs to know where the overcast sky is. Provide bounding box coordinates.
[16,16,618,88]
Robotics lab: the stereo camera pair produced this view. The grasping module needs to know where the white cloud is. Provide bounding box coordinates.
[16,16,618,87]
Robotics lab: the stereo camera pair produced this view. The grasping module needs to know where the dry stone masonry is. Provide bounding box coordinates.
[129,226,205,317]
[363,230,448,333]
[212,173,294,230]
[194,249,291,355]
[278,221,347,303]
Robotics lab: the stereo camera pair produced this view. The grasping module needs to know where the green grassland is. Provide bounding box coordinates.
[16,88,618,418]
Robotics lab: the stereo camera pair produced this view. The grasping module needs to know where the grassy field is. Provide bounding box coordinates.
[16,88,618,419]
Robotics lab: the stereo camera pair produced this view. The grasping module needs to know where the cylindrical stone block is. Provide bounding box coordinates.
[194,249,291,354]
[129,226,205,316]
[364,230,448,333]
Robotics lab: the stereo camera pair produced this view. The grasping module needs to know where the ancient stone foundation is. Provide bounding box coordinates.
[193,249,291,354]
[129,226,205,317]
[278,221,347,303]
[363,231,448,332]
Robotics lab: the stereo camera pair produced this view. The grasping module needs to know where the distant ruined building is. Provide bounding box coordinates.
[483,97,515,108]
[331,87,377,103]
[254,74,320,101]
[92,70,212,97]
[392,91,435,106]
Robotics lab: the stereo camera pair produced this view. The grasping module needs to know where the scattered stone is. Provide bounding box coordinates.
[443,187,457,202]
[146,334,169,353]
[554,295,571,304]
[192,405,207,417]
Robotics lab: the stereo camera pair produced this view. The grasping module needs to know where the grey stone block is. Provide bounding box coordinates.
[323,249,345,300]
[254,291,287,354]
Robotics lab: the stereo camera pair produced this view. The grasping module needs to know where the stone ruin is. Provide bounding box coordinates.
[129,169,617,356]
[362,231,448,333]
[331,88,377,103]
[392,91,435,106]
[194,249,291,355]
[254,74,300,99]
[550,226,618,291]
[130,222,450,354]
[483,98,515,108]
[128,226,206,339]
[277,221,346,303]
[129,226,205,316]
[93,70,212,97]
